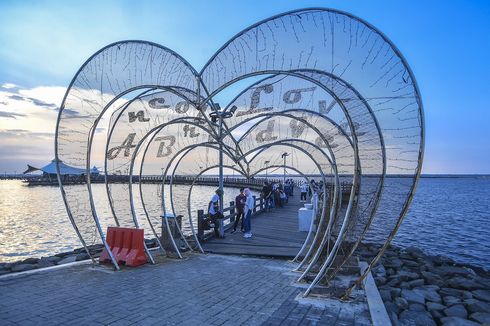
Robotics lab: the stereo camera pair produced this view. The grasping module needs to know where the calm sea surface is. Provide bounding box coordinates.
[0,177,489,269]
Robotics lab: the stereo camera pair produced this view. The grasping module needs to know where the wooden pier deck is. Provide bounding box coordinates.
[201,195,308,258]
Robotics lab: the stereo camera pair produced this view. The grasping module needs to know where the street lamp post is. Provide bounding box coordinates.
[209,104,237,212]
[264,160,270,180]
[281,152,289,185]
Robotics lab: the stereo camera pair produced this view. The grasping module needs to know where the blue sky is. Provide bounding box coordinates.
[0,0,489,174]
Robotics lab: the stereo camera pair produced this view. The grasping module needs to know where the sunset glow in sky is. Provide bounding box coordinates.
[0,0,489,174]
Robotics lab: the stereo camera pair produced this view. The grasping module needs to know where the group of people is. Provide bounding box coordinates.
[206,179,323,239]
[261,181,289,211]
[207,187,255,239]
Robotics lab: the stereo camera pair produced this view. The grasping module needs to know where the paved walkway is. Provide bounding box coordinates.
[203,195,308,258]
[0,254,371,325]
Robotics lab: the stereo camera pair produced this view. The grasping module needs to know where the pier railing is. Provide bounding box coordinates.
[197,195,266,240]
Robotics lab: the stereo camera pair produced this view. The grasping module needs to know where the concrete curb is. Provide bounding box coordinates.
[359,261,392,326]
[0,259,95,281]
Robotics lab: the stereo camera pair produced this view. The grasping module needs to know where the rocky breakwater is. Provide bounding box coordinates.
[0,239,161,276]
[358,244,490,326]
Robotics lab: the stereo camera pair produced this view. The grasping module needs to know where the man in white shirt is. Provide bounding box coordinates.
[300,182,308,202]
[208,189,223,237]
[243,188,255,238]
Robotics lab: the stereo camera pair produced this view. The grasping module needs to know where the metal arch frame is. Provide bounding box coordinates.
[197,8,424,294]
[103,85,212,227]
[219,74,380,286]
[54,9,424,298]
[126,118,224,259]
[176,140,331,253]
[168,142,241,253]
[136,133,234,257]
[55,40,218,269]
[239,138,339,271]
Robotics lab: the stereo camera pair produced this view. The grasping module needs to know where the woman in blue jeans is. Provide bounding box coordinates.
[243,188,254,238]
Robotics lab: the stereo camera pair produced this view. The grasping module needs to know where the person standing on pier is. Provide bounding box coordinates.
[243,188,254,238]
[300,182,308,202]
[208,189,224,237]
[262,181,273,212]
[231,188,246,234]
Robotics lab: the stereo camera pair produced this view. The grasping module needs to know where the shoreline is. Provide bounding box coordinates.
[357,243,490,325]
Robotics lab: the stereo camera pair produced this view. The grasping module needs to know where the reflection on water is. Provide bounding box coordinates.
[0,178,489,269]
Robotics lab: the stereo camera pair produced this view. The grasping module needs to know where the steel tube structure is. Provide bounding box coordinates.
[55,8,423,298]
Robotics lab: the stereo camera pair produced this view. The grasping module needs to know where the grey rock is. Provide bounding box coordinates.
[400,281,411,289]
[0,262,12,271]
[42,256,62,264]
[440,288,465,297]
[433,266,476,278]
[397,270,420,281]
[403,260,420,268]
[373,264,387,278]
[426,302,445,311]
[430,309,444,320]
[21,258,39,264]
[391,287,402,298]
[433,255,454,265]
[465,298,490,313]
[470,312,490,324]
[462,291,473,299]
[384,301,400,315]
[440,317,480,326]
[76,253,90,261]
[58,256,77,265]
[443,296,462,306]
[395,297,409,310]
[37,260,55,268]
[444,305,467,319]
[375,276,387,285]
[409,303,427,311]
[387,268,396,276]
[472,289,490,303]
[405,247,426,258]
[399,310,436,326]
[421,271,444,285]
[389,311,400,326]
[10,264,37,272]
[446,277,484,291]
[401,289,426,305]
[413,287,442,303]
[409,279,425,288]
[380,289,392,302]
[385,258,403,269]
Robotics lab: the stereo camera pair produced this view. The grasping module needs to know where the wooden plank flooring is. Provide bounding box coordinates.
[202,195,308,258]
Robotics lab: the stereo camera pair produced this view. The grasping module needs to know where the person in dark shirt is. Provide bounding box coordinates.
[231,188,246,234]
[262,182,273,212]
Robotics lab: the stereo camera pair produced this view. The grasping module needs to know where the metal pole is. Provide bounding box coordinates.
[218,110,224,212]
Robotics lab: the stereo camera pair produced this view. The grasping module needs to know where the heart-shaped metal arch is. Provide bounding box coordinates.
[55,7,424,299]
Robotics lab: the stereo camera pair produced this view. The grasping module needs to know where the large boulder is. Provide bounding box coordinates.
[440,288,465,297]
[469,312,490,324]
[443,296,462,306]
[58,256,77,265]
[413,286,442,303]
[399,310,436,326]
[426,302,445,312]
[464,298,490,313]
[443,305,467,319]
[432,266,476,278]
[446,277,484,291]
[401,289,426,305]
[440,317,479,326]
[472,289,490,303]
[394,297,409,310]
[20,258,39,264]
[10,264,37,273]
